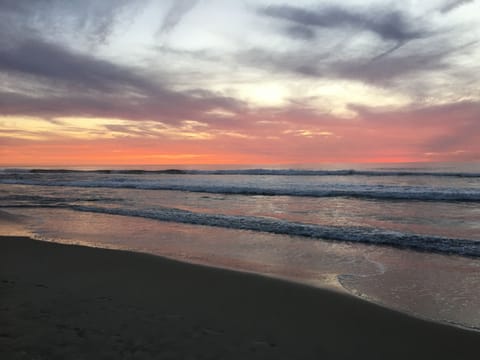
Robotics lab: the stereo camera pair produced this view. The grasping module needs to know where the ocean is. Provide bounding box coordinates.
[1,162,479,330]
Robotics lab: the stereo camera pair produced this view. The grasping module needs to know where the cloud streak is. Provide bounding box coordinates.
[260,4,426,43]
[241,3,480,88]
[440,0,475,13]
[0,36,245,126]
[0,38,154,93]
[157,0,199,35]
[0,0,142,47]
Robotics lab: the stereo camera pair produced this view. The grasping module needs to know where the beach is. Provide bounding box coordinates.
[2,0,480,357]
[1,235,478,360]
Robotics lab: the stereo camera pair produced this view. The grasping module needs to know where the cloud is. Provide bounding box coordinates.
[0,38,154,93]
[284,25,316,40]
[330,49,450,84]
[440,0,475,13]
[0,0,479,165]
[0,37,245,126]
[0,89,244,127]
[252,3,462,85]
[336,38,478,85]
[157,0,199,35]
[0,0,142,47]
[259,4,426,43]
[237,43,452,86]
[238,20,477,88]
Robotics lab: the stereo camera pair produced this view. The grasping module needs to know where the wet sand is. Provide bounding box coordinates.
[1,235,478,359]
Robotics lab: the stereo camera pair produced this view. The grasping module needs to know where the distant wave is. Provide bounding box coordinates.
[1,178,479,202]
[2,168,480,177]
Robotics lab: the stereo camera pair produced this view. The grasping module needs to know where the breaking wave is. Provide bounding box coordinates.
[1,178,479,202]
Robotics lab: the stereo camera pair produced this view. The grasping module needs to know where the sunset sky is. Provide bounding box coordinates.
[1,0,479,166]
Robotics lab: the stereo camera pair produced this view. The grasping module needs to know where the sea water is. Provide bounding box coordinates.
[1,162,479,330]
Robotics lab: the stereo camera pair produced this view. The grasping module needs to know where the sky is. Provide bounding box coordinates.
[0,0,479,166]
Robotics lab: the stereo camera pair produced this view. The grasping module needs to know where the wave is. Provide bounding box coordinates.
[0,194,119,205]
[3,196,479,256]
[1,178,479,202]
[186,169,480,177]
[2,168,480,177]
[28,204,480,257]
[4,202,479,256]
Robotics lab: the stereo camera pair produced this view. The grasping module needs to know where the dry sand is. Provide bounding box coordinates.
[1,235,478,360]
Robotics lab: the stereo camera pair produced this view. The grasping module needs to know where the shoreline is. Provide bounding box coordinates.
[1,235,479,359]
[9,232,479,334]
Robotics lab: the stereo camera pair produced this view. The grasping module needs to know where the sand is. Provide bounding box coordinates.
[1,235,478,360]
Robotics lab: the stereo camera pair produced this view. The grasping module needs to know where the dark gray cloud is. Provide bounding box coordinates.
[330,49,450,84]
[284,25,316,40]
[0,86,244,125]
[260,4,426,43]
[242,3,478,87]
[332,38,477,84]
[0,0,28,14]
[248,3,463,86]
[440,0,475,13]
[0,0,246,127]
[0,0,140,46]
[0,38,154,93]
[238,42,459,86]
[0,37,244,125]
[157,0,199,35]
